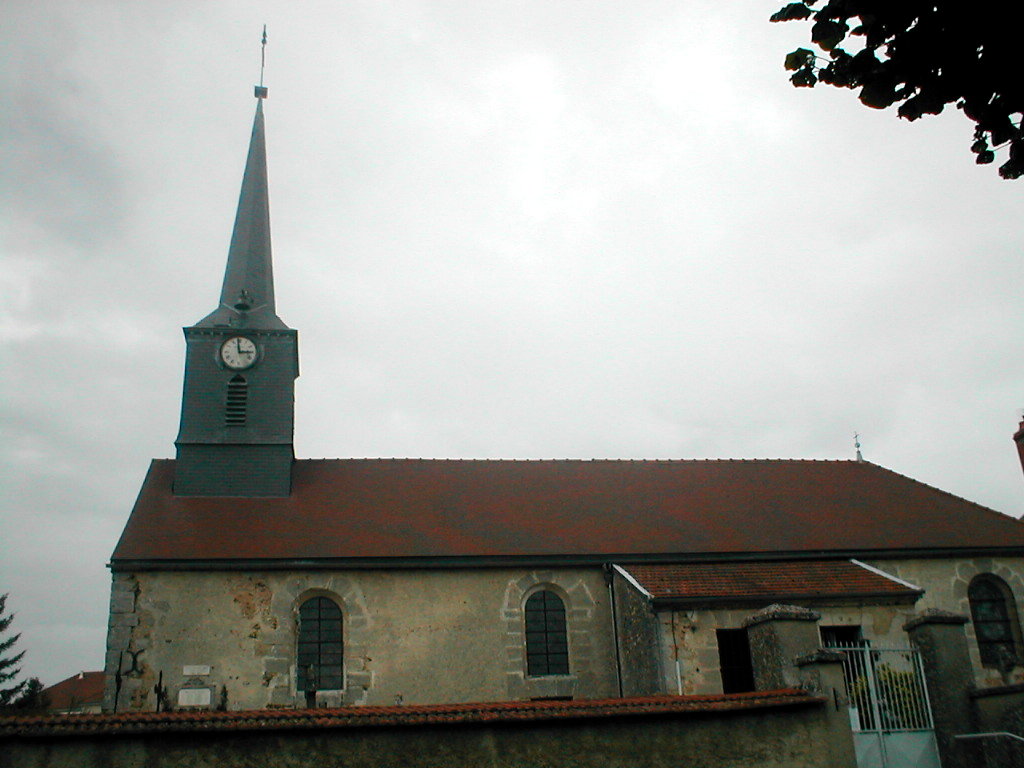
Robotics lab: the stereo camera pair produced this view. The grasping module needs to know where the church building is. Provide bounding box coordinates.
[103,85,1024,717]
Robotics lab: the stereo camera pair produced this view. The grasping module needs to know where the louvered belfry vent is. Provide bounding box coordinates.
[225,375,248,426]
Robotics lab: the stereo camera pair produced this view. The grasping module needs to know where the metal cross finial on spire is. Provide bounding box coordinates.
[854,432,864,462]
[255,25,269,99]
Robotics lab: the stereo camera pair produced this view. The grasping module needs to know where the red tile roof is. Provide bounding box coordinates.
[111,458,1024,566]
[42,672,105,712]
[622,560,921,605]
[0,690,818,738]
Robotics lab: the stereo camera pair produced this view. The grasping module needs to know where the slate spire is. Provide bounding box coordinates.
[197,95,287,330]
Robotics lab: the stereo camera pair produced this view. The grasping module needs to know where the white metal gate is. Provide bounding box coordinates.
[834,645,941,768]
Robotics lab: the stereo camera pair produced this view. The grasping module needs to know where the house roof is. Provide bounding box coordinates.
[0,690,818,738]
[621,560,922,606]
[111,458,1024,568]
[42,672,105,711]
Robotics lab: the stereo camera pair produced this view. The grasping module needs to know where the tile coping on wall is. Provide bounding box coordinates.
[2,689,823,738]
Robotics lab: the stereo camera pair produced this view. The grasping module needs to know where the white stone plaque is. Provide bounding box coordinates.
[182,665,211,676]
[177,688,212,707]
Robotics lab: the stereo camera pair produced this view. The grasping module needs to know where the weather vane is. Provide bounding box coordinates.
[255,25,268,99]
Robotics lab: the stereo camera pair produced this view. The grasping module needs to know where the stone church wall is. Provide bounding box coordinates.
[864,555,1024,688]
[103,566,619,712]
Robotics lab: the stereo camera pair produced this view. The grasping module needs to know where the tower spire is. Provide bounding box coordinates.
[196,27,284,330]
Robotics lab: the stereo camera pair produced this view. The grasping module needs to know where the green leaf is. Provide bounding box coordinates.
[971,139,988,153]
[976,150,995,165]
[791,67,818,87]
[770,3,812,22]
[898,92,946,121]
[811,19,848,50]
[859,81,896,109]
[785,48,815,71]
[999,158,1023,179]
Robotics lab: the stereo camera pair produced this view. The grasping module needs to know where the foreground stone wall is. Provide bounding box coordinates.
[3,695,854,768]
[103,567,618,712]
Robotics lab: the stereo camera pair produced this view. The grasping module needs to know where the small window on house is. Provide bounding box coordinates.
[525,590,569,676]
[821,625,868,648]
[297,597,343,692]
[716,628,755,693]
[969,575,1022,668]
[225,375,247,426]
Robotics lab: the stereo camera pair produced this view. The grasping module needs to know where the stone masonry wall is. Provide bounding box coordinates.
[865,556,1024,687]
[102,567,619,712]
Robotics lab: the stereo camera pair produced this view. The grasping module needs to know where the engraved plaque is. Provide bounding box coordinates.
[177,688,212,707]
[182,665,211,676]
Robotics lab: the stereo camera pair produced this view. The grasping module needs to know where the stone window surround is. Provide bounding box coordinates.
[503,572,600,701]
[276,578,372,707]
[966,572,1024,669]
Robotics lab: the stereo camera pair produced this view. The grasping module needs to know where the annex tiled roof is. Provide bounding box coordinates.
[0,690,817,738]
[111,458,1024,565]
[42,671,105,711]
[622,560,921,605]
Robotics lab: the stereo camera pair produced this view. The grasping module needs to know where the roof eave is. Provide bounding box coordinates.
[108,546,1024,573]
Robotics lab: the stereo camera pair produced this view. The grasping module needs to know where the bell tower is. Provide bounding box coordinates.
[174,70,298,497]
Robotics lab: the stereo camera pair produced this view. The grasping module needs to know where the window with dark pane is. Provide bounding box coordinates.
[525,590,569,676]
[297,597,343,691]
[969,575,1020,667]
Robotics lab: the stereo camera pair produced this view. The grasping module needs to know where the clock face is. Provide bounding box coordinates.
[220,336,258,370]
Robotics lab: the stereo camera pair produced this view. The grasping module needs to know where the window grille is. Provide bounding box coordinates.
[225,375,247,426]
[297,597,343,692]
[969,575,1020,668]
[525,590,569,676]
[821,625,868,648]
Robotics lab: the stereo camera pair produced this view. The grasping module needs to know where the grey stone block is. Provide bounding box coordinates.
[269,686,293,706]
[107,625,133,651]
[110,589,136,614]
[264,657,291,675]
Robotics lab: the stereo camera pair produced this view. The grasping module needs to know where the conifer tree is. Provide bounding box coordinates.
[0,593,27,708]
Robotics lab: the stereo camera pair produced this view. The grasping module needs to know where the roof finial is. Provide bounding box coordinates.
[255,25,268,99]
[854,432,864,462]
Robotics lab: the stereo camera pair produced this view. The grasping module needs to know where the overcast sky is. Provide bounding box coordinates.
[2,2,1022,686]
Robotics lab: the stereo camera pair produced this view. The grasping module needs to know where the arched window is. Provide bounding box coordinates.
[525,590,569,676]
[968,575,1021,668]
[297,597,343,692]
[225,375,247,426]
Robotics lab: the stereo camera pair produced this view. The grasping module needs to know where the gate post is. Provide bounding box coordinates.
[904,609,978,768]
[744,604,857,768]
[743,604,822,690]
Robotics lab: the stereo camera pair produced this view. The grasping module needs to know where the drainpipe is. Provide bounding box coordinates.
[670,610,683,695]
[603,563,624,697]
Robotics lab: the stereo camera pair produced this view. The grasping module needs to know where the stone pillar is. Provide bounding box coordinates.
[903,609,978,768]
[743,604,823,690]
[743,604,857,768]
